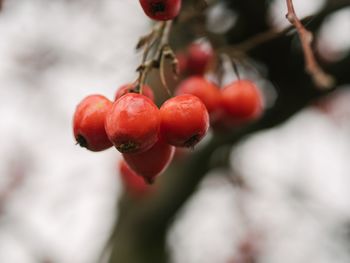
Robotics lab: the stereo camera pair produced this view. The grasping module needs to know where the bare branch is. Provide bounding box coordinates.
[285,0,335,89]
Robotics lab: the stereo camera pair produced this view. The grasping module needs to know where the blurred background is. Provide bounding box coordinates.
[0,0,349,262]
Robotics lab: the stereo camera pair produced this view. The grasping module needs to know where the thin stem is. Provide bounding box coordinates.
[136,22,166,92]
[219,16,312,59]
[159,21,173,52]
[232,58,241,80]
[136,21,175,95]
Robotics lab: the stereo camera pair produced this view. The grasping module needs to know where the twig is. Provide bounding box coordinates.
[136,21,175,95]
[285,0,335,89]
[221,20,305,56]
[159,21,175,95]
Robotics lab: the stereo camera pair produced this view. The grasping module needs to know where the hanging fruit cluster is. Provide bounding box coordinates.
[72,0,263,194]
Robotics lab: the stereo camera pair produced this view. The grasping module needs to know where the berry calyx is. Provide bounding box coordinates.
[176,76,221,113]
[221,79,262,121]
[105,93,160,154]
[123,138,175,184]
[139,0,182,21]
[73,95,113,152]
[115,83,155,102]
[119,159,152,196]
[160,94,209,147]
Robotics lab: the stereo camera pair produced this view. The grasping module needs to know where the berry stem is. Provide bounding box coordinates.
[136,20,175,95]
[231,58,241,81]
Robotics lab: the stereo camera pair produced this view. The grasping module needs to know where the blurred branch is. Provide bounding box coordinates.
[219,17,312,58]
[221,0,350,59]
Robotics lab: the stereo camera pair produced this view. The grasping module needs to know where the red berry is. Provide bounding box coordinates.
[176,76,221,113]
[119,159,152,196]
[73,95,113,152]
[160,94,209,147]
[187,42,214,75]
[115,83,155,102]
[105,93,160,154]
[210,108,235,131]
[123,138,175,184]
[221,79,262,121]
[139,0,181,21]
[175,51,188,75]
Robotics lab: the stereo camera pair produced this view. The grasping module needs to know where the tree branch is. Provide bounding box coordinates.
[285,0,335,89]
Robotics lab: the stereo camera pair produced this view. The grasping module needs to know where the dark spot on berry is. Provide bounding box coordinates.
[117,141,139,153]
[150,2,165,14]
[76,134,88,149]
[184,134,200,148]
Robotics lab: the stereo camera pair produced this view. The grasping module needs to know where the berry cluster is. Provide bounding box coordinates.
[72,0,263,194]
[73,84,209,184]
[175,41,262,129]
[176,77,262,130]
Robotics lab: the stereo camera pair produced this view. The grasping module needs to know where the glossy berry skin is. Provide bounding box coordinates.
[139,0,181,21]
[105,93,160,154]
[160,94,209,147]
[221,79,262,121]
[73,95,113,152]
[115,84,154,102]
[119,160,152,196]
[123,138,175,184]
[187,42,214,75]
[176,76,221,113]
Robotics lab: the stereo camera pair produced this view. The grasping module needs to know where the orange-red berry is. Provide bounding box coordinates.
[105,93,160,154]
[123,138,175,184]
[73,95,113,152]
[176,76,221,113]
[160,94,209,147]
[221,79,262,121]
